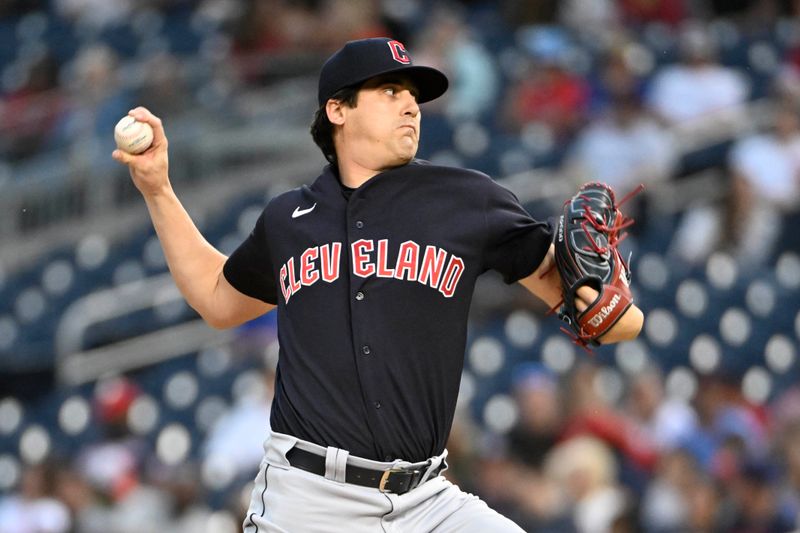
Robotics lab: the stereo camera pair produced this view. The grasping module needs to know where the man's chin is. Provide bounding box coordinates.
[398,138,418,159]
[401,152,416,163]
[391,151,417,167]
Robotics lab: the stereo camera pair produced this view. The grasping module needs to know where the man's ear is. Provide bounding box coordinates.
[326,99,345,126]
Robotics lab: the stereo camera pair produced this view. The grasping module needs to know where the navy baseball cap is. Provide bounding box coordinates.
[317,37,449,106]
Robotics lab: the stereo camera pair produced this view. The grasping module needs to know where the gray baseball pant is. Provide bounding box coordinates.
[242,430,525,532]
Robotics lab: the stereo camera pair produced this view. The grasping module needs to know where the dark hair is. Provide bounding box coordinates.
[310,85,360,165]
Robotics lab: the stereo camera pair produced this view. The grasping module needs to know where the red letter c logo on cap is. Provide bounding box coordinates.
[387,40,411,64]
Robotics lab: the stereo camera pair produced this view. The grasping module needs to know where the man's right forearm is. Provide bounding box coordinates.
[142,184,228,323]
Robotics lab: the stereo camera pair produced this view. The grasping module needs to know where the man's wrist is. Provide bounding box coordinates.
[141,180,174,200]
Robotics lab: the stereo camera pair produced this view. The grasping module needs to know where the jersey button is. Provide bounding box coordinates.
[356,220,364,229]
[374,401,381,409]
[355,291,364,301]
[361,345,371,355]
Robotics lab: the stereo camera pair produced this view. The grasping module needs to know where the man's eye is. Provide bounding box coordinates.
[384,87,396,95]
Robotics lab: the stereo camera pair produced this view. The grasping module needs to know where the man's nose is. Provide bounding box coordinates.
[402,90,420,116]
[400,89,419,116]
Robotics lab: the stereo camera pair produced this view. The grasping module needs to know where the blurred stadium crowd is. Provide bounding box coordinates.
[1,0,800,532]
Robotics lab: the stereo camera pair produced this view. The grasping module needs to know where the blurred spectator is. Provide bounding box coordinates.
[413,6,499,121]
[202,365,274,478]
[507,463,575,533]
[648,451,732,532]
[561,362,659,473]
[545,436,628,533]
[51,44,133,161]
[471,439,523,521]
[625,365,698,452]
[726,99,800,266]
[728,459,796,532]
[73,376,147,503]
[501,26,590,141]
[640,449,699,532]
[0,53,64,162]
[681,374,770,477]
[507,362,562,469]
[0,462,72,533]
[672,98,800,266]
[646,21,749,133]
[470,431,575,531]
[564,48,677,203]
[586,42,647,114]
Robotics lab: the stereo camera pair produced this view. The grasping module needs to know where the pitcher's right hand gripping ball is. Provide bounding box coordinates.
[554,182,642,347]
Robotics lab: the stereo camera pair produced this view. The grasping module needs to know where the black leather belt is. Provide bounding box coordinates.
[285,447,443,495]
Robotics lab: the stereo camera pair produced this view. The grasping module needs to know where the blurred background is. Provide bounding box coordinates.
[1,0,800,531]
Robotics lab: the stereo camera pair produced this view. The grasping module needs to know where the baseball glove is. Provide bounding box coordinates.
[553,182,641,347]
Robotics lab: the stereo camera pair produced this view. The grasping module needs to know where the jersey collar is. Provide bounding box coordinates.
[311,160,428,197]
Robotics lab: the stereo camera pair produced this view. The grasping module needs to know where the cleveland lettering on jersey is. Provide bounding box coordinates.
[278,239,465,303]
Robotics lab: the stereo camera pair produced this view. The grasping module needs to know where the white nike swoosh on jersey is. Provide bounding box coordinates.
[292,203,317,218]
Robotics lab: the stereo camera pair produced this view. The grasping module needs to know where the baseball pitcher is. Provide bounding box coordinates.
[113,37,644,533]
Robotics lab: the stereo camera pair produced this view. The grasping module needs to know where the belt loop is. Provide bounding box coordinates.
[324,446,348,483]
[336,448,349,483]
[419,448,448,484]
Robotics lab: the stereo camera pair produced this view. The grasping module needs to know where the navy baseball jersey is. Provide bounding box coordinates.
[224,160,551,463]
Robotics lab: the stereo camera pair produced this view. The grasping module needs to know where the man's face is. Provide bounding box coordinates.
[335,74,421,171]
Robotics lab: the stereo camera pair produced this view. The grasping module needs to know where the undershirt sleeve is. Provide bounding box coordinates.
[222,210,278,304]
[483,181,553,284]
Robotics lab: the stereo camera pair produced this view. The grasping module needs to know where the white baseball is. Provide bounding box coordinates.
[114,116,154,154]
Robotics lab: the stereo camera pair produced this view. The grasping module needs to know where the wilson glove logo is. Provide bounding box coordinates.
[587,294,621,328]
